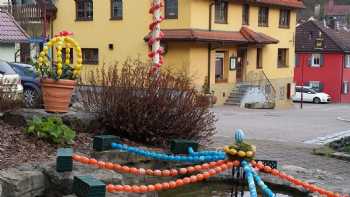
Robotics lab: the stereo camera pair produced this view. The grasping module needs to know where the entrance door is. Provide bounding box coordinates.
[236,48,247,82]
[215,52,225,81]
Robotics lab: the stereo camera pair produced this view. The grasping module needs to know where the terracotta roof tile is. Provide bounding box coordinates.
[0,10,29,43]
[248,0,305,9]
[240,26,279,44]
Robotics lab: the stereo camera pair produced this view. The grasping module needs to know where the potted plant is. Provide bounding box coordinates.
[35,31,83,113]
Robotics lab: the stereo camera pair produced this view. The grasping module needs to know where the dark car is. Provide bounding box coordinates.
[9,63,41,108]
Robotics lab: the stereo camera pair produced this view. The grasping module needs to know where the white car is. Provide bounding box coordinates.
[0,60,23,98]
[292,86,331,104]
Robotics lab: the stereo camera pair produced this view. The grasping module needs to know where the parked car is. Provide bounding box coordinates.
[292,86,331,104]
[0,60,23,98]
[8,62,41,108]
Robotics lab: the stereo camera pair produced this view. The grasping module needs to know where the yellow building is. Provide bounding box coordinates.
[51,0,304,108]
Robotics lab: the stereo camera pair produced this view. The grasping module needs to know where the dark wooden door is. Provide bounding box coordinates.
[236,48,247,82]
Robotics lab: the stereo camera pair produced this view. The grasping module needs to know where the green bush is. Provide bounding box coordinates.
[26,116,76,144]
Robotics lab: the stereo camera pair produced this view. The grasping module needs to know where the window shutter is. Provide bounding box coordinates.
[320,54,324,67]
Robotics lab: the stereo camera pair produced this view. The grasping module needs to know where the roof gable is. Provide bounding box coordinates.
[0,10,29,43]
[296,20,350,52]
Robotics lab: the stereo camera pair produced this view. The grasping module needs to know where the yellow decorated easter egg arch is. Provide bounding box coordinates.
[37,35,82,79]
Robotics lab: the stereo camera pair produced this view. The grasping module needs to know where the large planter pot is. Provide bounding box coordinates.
[41,79,76,113]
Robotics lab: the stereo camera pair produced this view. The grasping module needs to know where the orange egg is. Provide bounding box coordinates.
[203,172,210,179]
[187,166,195,173]
[147,185,155,192]
[202,163,210,170]
[209,162,217,168]
[226,162,234,168]
[89,159,98,165]
[138,168,146,175]
[170,169,178,176]
[113,164,122,171]
[256,163,264,170]
[251,160,257,166]
[123,185,132,192]
[107,184,114,192]
[263,166,272,173]
[169,181,177,189]
[221,164,228,171]
[209,169,216,176]
[122,166,130,173]
[132,185,140,193]
[183,177,191,184]
[130,167,138,174]
[162,170,171,177]
[139,185,148,193]
[97,161,106,168]
[190,175,198,183]
[154,170,162,176]
[81,157,90,164]
[179,168,187,175]
[196,174,204,181]
[271,169,280,176]
[194,165,202,171]
[72,154,81,161]
[115,185,123,191]
[217,160,225,165]
[214,167,222,173]
[155,183,163,191]
[105,162,114,170]
[233,160,240,167]
[146,169,154,175]
[175,179,184,187]
[162,182,170,190]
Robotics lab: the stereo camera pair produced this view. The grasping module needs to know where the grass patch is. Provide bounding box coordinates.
[313,146,335,156]
[344,145,350,154]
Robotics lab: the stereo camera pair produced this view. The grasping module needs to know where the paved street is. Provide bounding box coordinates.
[211,103,350,194]
[212,103,350,143]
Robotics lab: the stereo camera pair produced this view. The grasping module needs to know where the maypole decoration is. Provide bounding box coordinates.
[148,0,165,74]
[58,129,349,196]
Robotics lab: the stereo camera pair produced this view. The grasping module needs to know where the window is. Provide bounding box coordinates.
[256,48,262,69]
[82,48,99,65]
[215,0,228,24]
[258,7,269,27]
[165,0,178,19]
[279,9,290,28]
[309,81,322,92]
[62,48,73,64]
[277,48,288,67]
[345,55,350,68]
[215,52,226,82]
[76,0,93,21]
[111,0,123,20]
[343,81,349,94]
[311,54,322,67]
[242,4,249,25]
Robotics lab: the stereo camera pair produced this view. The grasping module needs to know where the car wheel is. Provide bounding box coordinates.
[23,88,40,108]
[313,97,321,104]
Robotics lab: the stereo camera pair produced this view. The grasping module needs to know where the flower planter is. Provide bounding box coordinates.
[41,79,76,113]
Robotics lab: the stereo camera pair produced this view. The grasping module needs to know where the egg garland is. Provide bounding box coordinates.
[111,142,226,162]
[37,33,82,79]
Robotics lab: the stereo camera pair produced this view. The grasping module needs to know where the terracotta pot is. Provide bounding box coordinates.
[41,79,76,113]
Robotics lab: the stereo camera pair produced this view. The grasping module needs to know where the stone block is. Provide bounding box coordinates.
[73,176,105,197]
[93,135,120,152]
[0,168,46,197]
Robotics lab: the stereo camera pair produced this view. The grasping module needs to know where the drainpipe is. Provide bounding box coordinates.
[207,1,215,94]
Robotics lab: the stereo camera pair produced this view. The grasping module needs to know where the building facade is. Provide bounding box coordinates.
[324,0,350,28]
[295,19,350,103]
[52,0,303,107]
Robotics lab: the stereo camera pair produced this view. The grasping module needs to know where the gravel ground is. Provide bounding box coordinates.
[0,120,93,170]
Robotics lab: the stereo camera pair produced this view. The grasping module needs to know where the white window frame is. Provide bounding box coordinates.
[343,81,349,95]
[345,55,350,68]
[309,81,320,89]
[311,53,321,67]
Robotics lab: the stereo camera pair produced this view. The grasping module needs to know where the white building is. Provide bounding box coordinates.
[0,10,29,62]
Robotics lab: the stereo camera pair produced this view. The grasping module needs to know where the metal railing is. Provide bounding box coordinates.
[2,4,44,23]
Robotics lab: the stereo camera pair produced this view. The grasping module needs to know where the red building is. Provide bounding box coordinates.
[295,19,350,103]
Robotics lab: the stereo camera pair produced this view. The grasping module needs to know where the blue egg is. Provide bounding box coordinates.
[234,129,245,143]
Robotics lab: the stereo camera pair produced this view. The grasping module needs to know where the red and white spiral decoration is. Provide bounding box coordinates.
[148,0,165,74]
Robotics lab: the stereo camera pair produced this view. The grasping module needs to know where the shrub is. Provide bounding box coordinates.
[80,59,216,147]
[0,90,22,112]
[26,116,76,144]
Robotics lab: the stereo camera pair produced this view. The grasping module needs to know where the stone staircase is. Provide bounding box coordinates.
[224,83,254,106]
